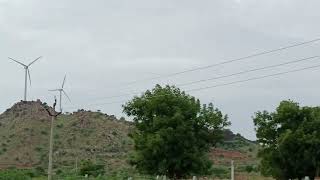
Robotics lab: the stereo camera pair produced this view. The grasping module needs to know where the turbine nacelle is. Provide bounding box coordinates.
[49,89,63,92]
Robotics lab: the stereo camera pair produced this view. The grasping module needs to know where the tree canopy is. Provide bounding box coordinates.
[253,100,320,179]
[123,85,230,178]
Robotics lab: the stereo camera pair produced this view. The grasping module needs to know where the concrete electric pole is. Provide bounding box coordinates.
[43,97,61,180]
[231,160,235,180]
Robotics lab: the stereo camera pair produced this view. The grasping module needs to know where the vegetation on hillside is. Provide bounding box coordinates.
[0,99,259,179]
[0,101,133,176]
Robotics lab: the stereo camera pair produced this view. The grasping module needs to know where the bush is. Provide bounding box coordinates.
[34,166,45,176]
[245,165,254,173]
[79,160,105,177]
[40,130,48,135]
[59,175,80,180]
[35,147,42,152]
[56,124,64,128]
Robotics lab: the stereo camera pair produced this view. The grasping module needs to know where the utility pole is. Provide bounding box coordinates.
[48,115,54,180]
[43,97,61,180]
[231,160,234,180]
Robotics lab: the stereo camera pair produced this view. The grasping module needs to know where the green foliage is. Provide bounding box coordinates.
[34,166,46,176]
[245,165,254,173]
[40,130,48,135]
[35,147,42,152]
[59,175,80,180]
[79,160,105,177]
[0,169,33,180]
[253,100,320,179]
[210,166,229,178]
[123,85,230,178]
[56,123,64,128]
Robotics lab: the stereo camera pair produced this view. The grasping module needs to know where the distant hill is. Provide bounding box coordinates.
[0,101,259,175]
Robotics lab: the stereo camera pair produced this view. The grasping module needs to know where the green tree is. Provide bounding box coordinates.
[253,100,320,179]
[123,85,230,178]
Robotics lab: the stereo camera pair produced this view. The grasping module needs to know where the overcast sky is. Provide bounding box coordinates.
[1,0,320,140]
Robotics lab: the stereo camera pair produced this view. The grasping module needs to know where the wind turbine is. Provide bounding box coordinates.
[49,75,71,112]
[8,56,42,101]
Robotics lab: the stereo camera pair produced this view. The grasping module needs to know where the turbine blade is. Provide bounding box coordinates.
[28,56,42,66]
[8,57,27,67]
[27,69,32,86]
[62,75,66,88]
[62,90,71,102]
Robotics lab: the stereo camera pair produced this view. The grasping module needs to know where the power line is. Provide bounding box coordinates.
[67,63,320,109]
[187,63,320,92]
[81,56,319,102]
[177,56,319,87]
[78,38,320,102]
[125,38,320,85]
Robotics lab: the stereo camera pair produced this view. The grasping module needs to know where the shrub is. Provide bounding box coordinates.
[35,147,42,152]
[40,130,48,135]
[34,166,45,176]
[79,160,105,177]
[245,165,254,173]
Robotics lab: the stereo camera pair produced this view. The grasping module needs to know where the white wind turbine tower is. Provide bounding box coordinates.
[8,56,42,101]
[49,75,71,112]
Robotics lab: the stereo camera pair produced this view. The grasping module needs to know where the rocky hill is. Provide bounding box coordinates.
[0,101,259,175]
